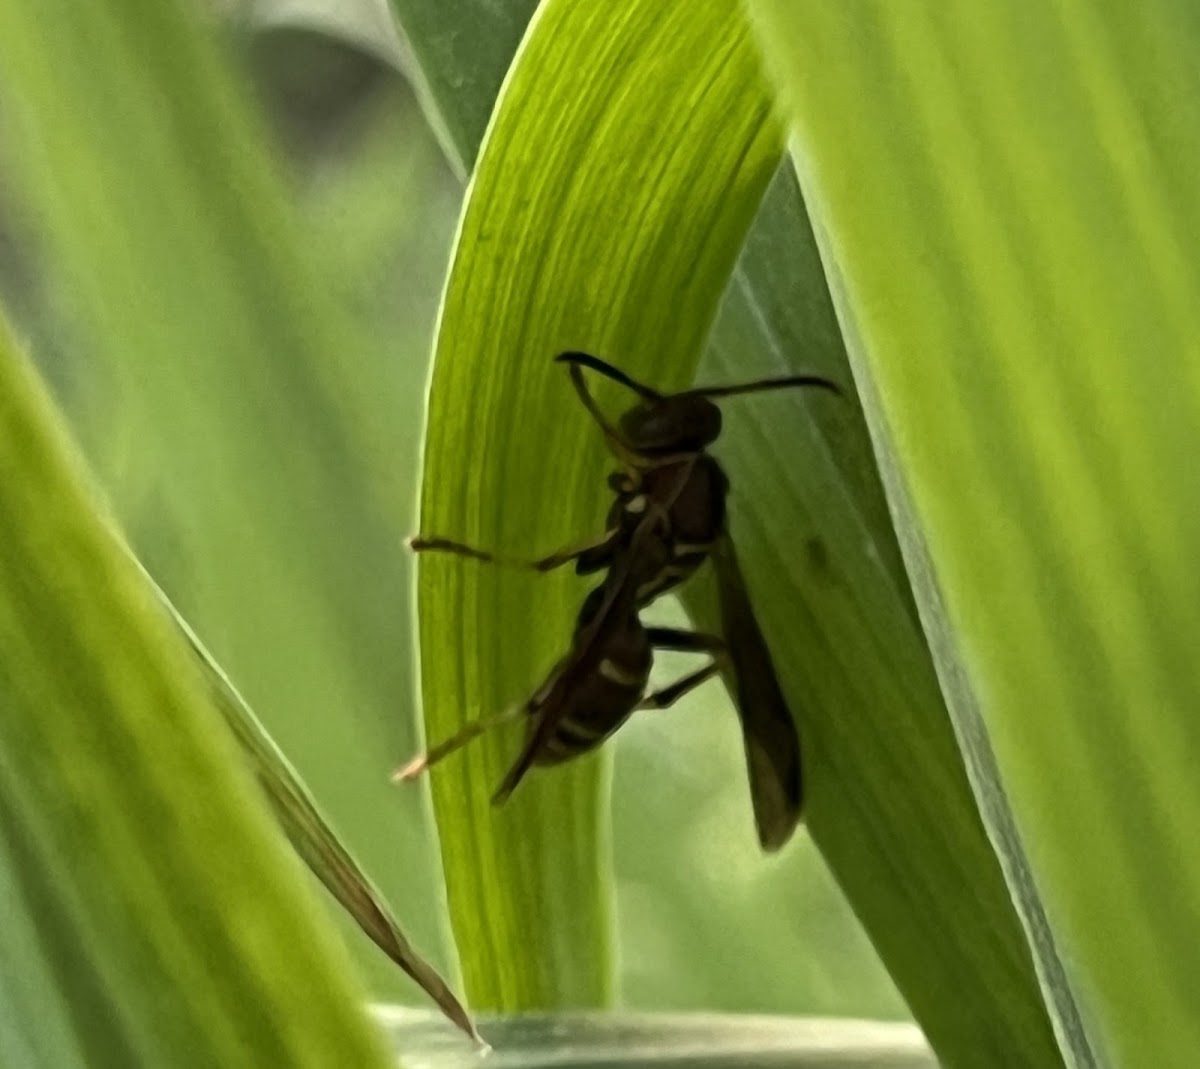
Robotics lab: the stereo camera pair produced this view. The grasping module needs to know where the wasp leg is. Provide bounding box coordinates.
[408,529,618,573]
[638,627,728,710]
[392,703,527,781]
[645,627,726,654]
[637,663,722,710]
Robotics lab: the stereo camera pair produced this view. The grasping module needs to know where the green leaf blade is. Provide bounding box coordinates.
[157,582,477,1041]
[747,1,1200,1065]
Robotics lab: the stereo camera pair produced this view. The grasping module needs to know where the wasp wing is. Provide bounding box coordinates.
[711,531,803,851]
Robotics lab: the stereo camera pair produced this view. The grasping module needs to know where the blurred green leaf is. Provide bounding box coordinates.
[0,0,451,1004]
[375,1008,934,1068]
[746,3,1200,1066]
[0,313,391,1067]
[414,0,781,1008]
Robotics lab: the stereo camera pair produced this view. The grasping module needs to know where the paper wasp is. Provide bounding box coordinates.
[398,355,840,850]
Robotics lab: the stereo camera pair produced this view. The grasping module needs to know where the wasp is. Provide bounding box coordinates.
[397,514,725,804]
[399,355,840,850]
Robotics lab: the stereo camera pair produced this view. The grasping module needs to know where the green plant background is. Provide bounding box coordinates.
[7,0,1198,1063]
[0,0,901,1021]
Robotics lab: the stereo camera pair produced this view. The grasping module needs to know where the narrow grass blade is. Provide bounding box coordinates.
[143,568,478,1041]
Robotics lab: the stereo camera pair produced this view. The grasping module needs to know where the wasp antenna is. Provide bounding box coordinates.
[555,351,664,400]
[690,374,843,401]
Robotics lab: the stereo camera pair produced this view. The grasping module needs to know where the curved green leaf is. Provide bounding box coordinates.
[0,316,391,1067]
[150,572,477,1040]
[390,0,902,1022]
[415,0,781,1008]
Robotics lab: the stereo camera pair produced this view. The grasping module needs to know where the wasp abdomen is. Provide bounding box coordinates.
[536,618,651,765]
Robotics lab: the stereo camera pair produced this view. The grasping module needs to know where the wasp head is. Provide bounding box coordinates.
[618,394,722,455]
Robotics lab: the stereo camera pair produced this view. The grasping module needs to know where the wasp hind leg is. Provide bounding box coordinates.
[637,663,722,710]
[638,627,727,710]
[391,703,528,782]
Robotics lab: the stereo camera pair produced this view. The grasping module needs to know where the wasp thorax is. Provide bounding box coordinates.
[618,396,722,454]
